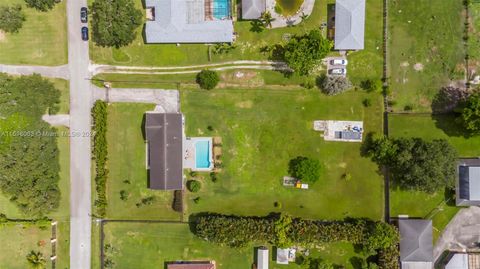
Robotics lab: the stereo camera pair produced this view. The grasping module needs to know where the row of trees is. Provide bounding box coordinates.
[363,134,457,193]
[193,213,399,268]
[0,74,61,216]
[92,100,108,217]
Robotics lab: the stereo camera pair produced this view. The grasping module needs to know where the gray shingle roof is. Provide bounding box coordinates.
[457,158,480,206]
[334,0,365,50]
[399,219,433,263]
[241,0,266,20]
[145,0,233,43]
[146,112,183,190]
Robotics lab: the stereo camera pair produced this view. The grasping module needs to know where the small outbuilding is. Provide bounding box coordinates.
[242,0,266,20]
[257,246,269,269]
[334,0,365,51]
[456,158,480,206]
[399,218,433,269]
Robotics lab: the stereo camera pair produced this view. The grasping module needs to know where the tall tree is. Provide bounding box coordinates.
[24,0,57,12]
[283,29,333,75]
[458,93,480,134]
[0,5,25,33]
[91,0,143,47]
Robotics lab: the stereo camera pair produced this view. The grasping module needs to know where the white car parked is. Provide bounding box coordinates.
[329,68,347,75]
[330,59,348,65]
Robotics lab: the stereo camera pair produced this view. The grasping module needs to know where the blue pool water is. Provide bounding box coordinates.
[195,140,211,169]
[213,0,230,20]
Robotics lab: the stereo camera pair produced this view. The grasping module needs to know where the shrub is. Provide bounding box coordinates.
[301,78,316,89]
[458,93,480,135]
[24,0,57,11]
[119,190,129,201]
[0,5,25,33]
[363,98,372,107]
[193,197,201,204]
[196,70,220,90]
[361,79,382,93]
[91,0,142,47]
[404,104,413,111]
[274,201,282,208]
[92,100,108,217]
[187,180,201,192]
[288,156,322,184]
[210,172,218,183]
[172,190,183,212]
[320,76,352,95]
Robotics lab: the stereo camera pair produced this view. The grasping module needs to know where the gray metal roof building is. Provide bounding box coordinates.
[241,0,266,20]
[456,159,480,206]
[399,219,433,269]
[334,0,365,50]
[145,112,184,190]
[257,247,269,269]
[144,0,234,43]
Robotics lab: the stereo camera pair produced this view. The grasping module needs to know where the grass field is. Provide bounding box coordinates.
[0,0,67,65]
[388,0,466,112]
[105,103,183,220]
[469,3,480,69]
[0,223,52,269]
[102,222,366,269]
[181,89,384,220]
[387,113,480,241]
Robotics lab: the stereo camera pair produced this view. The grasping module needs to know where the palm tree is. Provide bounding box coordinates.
[26,251,46,269]
[260,11,275,28]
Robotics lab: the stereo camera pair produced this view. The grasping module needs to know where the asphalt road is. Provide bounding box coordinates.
[66,0,92,268]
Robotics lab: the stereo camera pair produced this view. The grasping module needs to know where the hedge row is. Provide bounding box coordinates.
[92,101,108,217]
[193,214,399,268]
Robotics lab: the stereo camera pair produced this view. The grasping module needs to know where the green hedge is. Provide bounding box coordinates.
[193,213,399,268]
[92,101,108,217]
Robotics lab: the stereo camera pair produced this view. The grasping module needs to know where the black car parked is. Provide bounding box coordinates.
[81,27,89,41]
[80,7,88,23]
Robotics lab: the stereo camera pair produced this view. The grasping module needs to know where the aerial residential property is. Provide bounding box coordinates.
[0,0,479,268]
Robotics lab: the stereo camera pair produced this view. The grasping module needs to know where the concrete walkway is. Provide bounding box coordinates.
[0,64,70,79]
[94,86,179,113]
[266,0,316,28]
[434,206,480,262]
[42,114,70,127]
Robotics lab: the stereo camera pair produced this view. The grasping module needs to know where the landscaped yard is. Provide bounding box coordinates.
[388,113,480,241]
[181,88,384,220]
[0,0,67,65]
[102,222,367,269]
[388,0,466,112]
[104,103,183,220]
[0,223,53,269]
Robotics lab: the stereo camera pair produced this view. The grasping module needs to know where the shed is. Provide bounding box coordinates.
[334,0,365,50]
[145,112,184,190]
[457,159,480,206]
[399,219,433,269]
[242,0,266,20]
[257,247,269,269]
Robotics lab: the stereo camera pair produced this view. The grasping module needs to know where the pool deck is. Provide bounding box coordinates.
[184,137,214,171]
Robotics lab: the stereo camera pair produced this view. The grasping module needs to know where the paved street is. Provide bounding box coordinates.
[0,64,69,79]
[67,0,92,268]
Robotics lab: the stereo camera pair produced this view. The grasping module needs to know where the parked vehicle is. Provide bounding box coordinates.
[81,27,89,41]
[330,59,348,65]
[329,68,347,75]
[80,7,88,23]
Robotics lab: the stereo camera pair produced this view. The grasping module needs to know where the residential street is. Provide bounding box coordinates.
[0,64,70,79]
[66,0,92,268]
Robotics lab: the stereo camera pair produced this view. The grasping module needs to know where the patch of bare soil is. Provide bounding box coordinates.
[413,63,424,71]
[400,61,410,67]
[235,100,253,109]
[219,70,263,87]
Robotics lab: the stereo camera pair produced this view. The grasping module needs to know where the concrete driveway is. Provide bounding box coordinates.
[0,64,69,79]
[434,207,480,262]
[324,56,348,77]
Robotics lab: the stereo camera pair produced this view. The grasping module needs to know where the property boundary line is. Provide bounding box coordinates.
[382,0,391,223]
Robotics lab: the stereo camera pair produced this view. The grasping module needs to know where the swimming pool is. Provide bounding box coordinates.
[195,140,211,169]
[213,0,230,20]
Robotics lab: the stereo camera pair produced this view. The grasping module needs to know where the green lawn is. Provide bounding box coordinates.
[0,0,67,65]
[388,0,466,112]
[103,222,366,269]
[387,113,480,241]
[469,3,480,68]
[0,223,52,269]
[51,79,70,115]
[181,89,384,220]
[104,103,183,220]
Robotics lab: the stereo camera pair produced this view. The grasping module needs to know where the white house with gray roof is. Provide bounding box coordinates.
[456,158,480,206]
[241,0,266,20]
[399,219,433,269]
[145,0,234,43]
[334,0,365,50]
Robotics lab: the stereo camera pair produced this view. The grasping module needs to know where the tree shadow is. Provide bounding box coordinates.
[431,113,470,138]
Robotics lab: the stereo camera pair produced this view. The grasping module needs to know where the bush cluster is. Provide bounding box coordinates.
[0,5,25,33]
[196,70,220,90]
[92,100,108,217]
[193,213,399,268]
[172,190,183,212]
[187,180,201,193]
